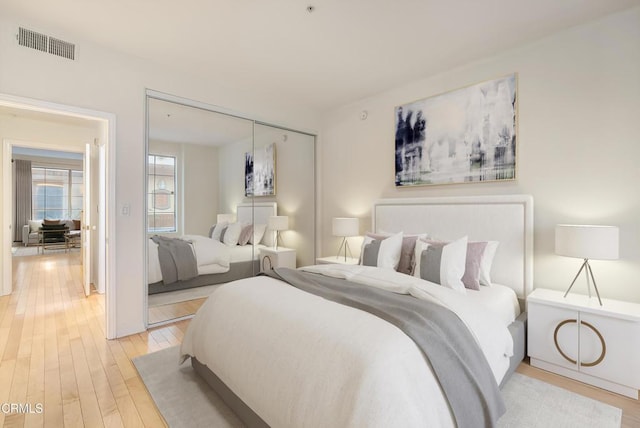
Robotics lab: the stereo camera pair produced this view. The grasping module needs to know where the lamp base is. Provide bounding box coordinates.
[335,237,354,262]
[563,258,603,306]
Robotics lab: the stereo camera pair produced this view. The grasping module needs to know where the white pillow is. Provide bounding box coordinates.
[211,221,228,241]
[359,231,403,270]
[479,241,499,287]
[223,222,243,246]
[29,219,43,233]
[249,223,267,245]
[413,236,468,293]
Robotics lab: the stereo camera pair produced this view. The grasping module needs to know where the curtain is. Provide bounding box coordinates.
[13,159,32,242]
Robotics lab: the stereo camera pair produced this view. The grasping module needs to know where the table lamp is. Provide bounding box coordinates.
[268,216,289,249]
[332,217,359,261]
[555,224,619,306]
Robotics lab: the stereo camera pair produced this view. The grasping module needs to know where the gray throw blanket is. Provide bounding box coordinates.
[151,236,198,285]
[264,268,506,428]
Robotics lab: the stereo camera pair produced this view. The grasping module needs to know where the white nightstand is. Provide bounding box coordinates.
[316,256,359,265]
[527,288,640,399]
[259,247,296,272]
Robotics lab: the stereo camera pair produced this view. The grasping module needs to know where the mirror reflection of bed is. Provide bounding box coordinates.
[146,94,316,325]
[147,203,276,324]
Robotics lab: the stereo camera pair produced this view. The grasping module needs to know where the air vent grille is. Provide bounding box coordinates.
[18,27,47,52]
[49,37,75,60]
[17,27,75,60]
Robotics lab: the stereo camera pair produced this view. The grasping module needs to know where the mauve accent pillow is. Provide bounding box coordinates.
[461,241,488,290]
[73,219,81,230]
[43,219,60,225]
[238,224,253,245]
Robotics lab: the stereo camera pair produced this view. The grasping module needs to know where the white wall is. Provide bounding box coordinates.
[0,12,320,337]
[183,143,218,236]
[254,125,316,267]
[319,7,640,303]
[218,138,252,216]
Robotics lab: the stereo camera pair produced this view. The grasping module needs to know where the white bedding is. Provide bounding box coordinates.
[228,243,265,263]
[181,264,514,427]
[148,235,231,284]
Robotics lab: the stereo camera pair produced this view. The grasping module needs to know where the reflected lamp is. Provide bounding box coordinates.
[268,216,289,249]
[332,217,359,261]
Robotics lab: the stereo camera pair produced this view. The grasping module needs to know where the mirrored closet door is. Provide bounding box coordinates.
[145,93,316,326]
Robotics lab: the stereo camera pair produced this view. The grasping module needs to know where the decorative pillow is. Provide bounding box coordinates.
[219,227,228,242]
[360,231,403,270]
[238,224,253,246]
[413,236,468,293]
[40,223,68,230]
[43,219,60,225]
[28,219,43,233]
[72,219,81,230]
[461,241,488,290]
[365,232,427,275]
[208,224,216,238]
[249,224,267,245]
[211,221,228,241]
[223,222,244,246]
[479,241,499,287]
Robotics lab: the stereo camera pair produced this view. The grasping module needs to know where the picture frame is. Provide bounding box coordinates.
[245,143,276,197]
[395,73,517,186]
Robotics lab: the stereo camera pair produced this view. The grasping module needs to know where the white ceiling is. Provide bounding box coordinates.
[3,0,638,111]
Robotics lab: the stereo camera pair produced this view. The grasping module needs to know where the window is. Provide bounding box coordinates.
[32,167,83,220]
[148,154,176,232]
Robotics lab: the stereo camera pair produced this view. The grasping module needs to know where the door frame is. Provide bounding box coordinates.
[0,92,116,339]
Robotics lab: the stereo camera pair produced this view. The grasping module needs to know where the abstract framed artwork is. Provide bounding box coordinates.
[245,143,276,196]
[395,73,517,186]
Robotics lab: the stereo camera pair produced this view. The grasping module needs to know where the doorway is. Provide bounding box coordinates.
[0,93,116,339]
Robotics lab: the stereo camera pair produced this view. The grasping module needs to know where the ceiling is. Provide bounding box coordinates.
[2,0,638,111]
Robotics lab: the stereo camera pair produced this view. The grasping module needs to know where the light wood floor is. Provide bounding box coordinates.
[2,253,639,427]
[147,298,206,325]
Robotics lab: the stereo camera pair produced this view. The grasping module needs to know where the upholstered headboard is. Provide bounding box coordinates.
[237,202,277,246]
[372,195,533,298]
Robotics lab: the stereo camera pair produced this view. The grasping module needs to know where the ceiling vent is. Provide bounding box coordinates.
[17,27,75,60]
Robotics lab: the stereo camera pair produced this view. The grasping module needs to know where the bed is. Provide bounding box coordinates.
[147,202,277,294]
[180,195,534,427]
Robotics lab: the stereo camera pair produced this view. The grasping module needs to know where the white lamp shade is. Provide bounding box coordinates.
[217,213,236,223]
[268,216,289,231]
[332,217,359,237]
[555,224,619,260]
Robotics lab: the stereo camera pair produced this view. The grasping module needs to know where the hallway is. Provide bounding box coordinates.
[0,252,183,427]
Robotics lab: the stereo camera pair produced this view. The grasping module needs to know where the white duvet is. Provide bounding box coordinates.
[148,235,231,284]
[180,264,514,427]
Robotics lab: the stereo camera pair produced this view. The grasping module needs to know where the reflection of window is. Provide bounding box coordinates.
[32,167,83,220]
[148,154,176,232]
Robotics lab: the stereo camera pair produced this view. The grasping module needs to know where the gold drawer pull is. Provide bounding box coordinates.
[553,319,607,367]
[554,319,578,364]
[579,321,606,367]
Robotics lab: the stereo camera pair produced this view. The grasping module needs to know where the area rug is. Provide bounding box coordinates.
[133,346,622,428]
